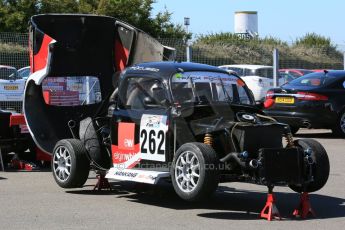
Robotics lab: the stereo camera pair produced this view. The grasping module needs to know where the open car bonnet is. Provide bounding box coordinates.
[24,14,175,154]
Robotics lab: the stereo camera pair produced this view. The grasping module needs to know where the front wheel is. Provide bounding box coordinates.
[52,139,90,188]
[171,142,219,202]
[289,139,330,193]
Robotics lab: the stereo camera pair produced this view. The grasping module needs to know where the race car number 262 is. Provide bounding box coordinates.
[139,114,168,162]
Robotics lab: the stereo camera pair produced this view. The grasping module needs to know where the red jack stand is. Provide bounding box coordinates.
[93,173,112,191]
[293,192,315,218]
[260,186,281,221]
[9,159,38,171]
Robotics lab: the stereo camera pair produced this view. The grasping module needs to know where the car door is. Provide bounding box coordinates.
[256,68,276,100]
[111,76,172,171]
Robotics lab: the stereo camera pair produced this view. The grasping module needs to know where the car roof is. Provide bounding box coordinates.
[124,62,230,80]
[292,70,345,80]
[279,69,310,71]
[0,65,16,70]
[18,66,30,71]
[218,64,272,69]
[323,70,345,77]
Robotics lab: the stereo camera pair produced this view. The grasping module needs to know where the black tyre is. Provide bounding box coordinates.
[289,126,300,135]
[171,142,219,202]
[332,110,345,137]
[289,139,330,193]
[52,139,90,188]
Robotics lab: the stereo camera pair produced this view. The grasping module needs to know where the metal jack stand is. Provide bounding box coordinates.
[260,186,281,221]
[93,171,112,191]
[293,192,315,218]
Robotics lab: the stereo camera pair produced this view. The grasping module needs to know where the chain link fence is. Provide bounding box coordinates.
[159,37,344,70]
[0,32,344,113]
[1,32,344,71]
[0,33,29,69]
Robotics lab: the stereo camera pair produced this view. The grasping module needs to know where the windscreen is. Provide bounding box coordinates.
[244,68,273,78]
[288,73,337,87]
[0,67,19,80]
[171,71,252,105]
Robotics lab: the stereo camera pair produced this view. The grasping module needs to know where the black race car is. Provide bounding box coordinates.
[263,70,345,136]
[24,14,329,203]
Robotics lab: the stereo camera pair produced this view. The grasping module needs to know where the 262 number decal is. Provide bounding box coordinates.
[140,129,165,155]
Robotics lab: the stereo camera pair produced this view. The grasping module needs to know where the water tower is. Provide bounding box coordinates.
[234,11,258,39]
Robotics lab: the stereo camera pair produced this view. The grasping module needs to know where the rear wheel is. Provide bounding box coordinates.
[332,110,345,137]
[52,139,90,188]
[171,142,219,202]
[289,139,330,193]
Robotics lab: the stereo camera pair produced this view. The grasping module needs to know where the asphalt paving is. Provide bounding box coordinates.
[0,129,344,230]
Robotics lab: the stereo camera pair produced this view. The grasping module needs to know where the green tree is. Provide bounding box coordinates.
[0,0,189,39]
[0,0,39,32]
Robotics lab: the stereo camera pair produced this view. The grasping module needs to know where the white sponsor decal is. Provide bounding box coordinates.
[128,66,160,72]
[124,138,134,148]
[172,71,238,85]
[139,114,168,162]
[106,168,170,184]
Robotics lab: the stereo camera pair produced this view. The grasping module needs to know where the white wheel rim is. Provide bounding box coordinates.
[340,113,345,134]
[53,146,72,182]
[175,151,200,193]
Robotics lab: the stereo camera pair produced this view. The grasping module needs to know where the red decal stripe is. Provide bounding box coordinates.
[115,40,129,71]
[33,34,53,72]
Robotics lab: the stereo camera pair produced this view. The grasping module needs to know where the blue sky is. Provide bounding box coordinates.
[152,0,344,46]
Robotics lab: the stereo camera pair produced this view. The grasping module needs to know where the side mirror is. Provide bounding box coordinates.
[143,96,156,106]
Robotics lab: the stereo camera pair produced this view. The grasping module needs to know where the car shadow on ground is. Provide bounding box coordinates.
[65,181,131,196]
[116,184,345,221]
[0,177,7,180]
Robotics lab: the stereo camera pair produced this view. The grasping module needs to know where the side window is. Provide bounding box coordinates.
[123,77,167,110]
[228,67,243,76]
[236,85,252,104]
[289,72,301,78]
[243,68,252,76]
[256,69,273,79]
[215,83,234,101]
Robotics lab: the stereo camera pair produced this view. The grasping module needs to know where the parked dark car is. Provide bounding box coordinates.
[263,70,345,136]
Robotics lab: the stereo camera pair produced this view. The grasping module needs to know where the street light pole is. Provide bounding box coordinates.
[184,17,190,62]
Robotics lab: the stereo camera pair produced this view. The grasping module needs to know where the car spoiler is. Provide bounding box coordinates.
[24,14,175,153]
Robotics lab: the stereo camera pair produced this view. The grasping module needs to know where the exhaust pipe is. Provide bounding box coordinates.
[303,121,312,129]
[220,152,260,170]
[249,159,259,169]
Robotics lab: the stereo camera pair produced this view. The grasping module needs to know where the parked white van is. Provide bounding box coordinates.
[218,64,284,101]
